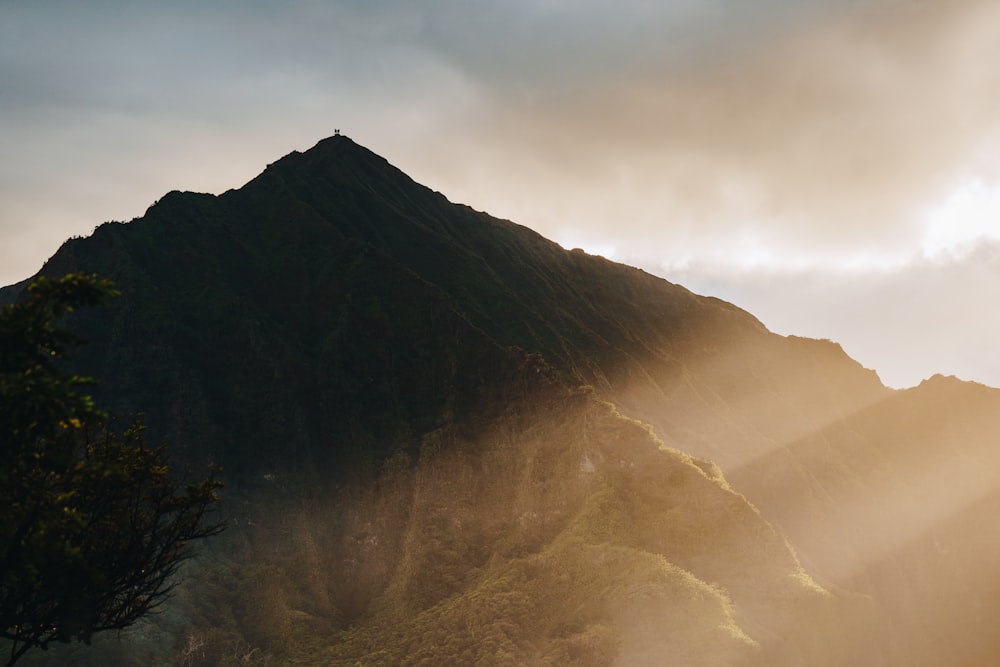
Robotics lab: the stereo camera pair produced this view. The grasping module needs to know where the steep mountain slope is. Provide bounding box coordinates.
[6,135,1000,665]
[733,374,1000,665]
[19,137,887,474]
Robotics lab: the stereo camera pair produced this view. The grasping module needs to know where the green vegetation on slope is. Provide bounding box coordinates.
[42,390,833,666]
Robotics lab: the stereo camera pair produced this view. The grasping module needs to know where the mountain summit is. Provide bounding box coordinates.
[8,136,1000,665]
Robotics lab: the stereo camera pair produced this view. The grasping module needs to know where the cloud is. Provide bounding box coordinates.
[668,238,1000,388]
[9,1,997,279]
[402,0,1000,269]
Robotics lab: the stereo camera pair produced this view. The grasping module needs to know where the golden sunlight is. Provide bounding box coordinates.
[922,179,1000,257]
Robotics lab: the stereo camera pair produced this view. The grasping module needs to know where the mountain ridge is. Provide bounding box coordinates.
[6,135,1000,665]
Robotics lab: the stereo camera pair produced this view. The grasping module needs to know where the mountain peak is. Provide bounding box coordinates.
[312,131,358,150]
[274,133,387,170]
[254,133,429,204]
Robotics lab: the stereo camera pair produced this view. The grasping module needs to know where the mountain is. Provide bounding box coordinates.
[6,135,1000,665]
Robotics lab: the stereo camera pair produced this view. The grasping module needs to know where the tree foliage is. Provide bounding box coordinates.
[0,274,223,666]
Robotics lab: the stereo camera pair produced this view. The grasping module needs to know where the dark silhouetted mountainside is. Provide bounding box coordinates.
[22,137,887,474]
[7,135,1000,666]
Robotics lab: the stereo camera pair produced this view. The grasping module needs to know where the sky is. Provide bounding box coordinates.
[3,0,1000,388]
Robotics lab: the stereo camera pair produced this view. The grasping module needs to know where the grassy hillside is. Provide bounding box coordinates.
[18,387,844,666]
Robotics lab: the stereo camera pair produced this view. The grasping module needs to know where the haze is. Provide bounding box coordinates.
[3,0,1000,388]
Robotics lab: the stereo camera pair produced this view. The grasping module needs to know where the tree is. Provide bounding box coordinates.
[0,273,223,666]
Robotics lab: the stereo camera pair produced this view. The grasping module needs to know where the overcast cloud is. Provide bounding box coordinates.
[2,0,999,387]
